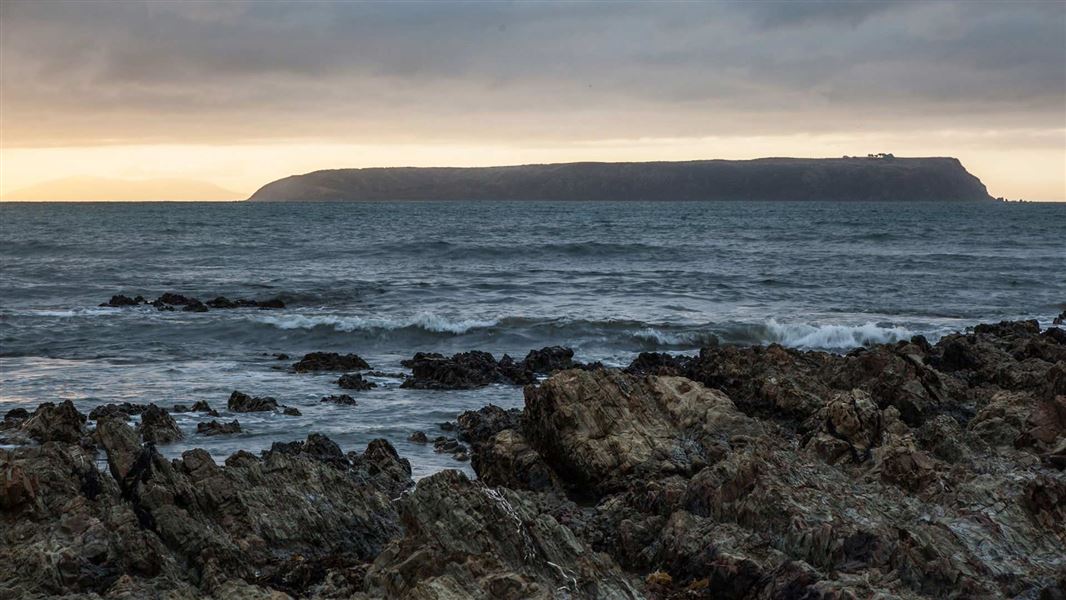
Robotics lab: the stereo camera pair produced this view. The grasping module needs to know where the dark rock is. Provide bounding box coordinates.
[99,294,144,307]
[282,407,302,416]
[522,345,577,373]
[227,390,279,412]
[321,394,357,405]
[337,373,376,390]
[137,404,183,444]
[625,351,692,376]
[1054,310,1066,326]
[498,353,535,385]
[206,296,239,309]
[292,352,370,372]
[363,470,638,598]
[400,350,524,389]
[408,431,428,443]
[2,407,30,429]
[196,420,241,436]
[20,400,86,443]
[181,299,209,312]
[256,297,286,309]
[273,353,290,360]
[155,292,197,306]
[88,402,150,421]
[455,404,522,448]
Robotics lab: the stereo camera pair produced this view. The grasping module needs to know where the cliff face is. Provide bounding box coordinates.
[248,157,993,202]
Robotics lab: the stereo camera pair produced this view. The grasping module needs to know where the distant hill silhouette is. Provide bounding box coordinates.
[3,176,241,201]
[247,157,993,202]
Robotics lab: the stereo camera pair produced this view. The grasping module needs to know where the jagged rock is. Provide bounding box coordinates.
[197,420,241,436]
[181,299,209,312]
[292,352,370,372]
[136,404,183,444]
[2,421,408,598]
[337,373,376,391]
[433,436,469,460]
[363,470,640,599]
[99,294,145,307]
[2,407,30,429]
[522,346,577,374]
[801,389,883,464]
[227,390,279,412]
[525,370,755,494]
[473,429,561,492]
[88,402,150,421]
[456,404,522,447]
[282,407,302,416]
[20,400,86,444]
[408,431,428,443]
[401,350,525,390]
[321,394,357,405]
[625,351,691,376]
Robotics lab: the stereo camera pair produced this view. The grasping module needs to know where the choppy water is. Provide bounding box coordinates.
[1,200,1064,475]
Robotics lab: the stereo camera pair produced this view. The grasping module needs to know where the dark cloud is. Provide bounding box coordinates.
[1,0,1063,146]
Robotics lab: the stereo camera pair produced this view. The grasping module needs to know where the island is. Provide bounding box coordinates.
[247,157,993,202]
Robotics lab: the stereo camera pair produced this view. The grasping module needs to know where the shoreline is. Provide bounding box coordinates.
[2,317,1064,598]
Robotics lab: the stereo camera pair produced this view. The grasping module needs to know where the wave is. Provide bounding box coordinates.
[753,319,915,349]
[251,312,500,335]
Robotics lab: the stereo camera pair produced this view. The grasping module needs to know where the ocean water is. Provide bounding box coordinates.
[1,200,1064,476]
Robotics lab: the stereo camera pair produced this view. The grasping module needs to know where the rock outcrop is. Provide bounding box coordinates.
[292,352,370,372]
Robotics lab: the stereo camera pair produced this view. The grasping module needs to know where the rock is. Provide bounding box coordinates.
[181,299,209,312]
[206,295,239,308]
[227,390,279,412]
[364,470,640,599]
[136,404,183,444]
[473,429,562,492]
[801,389,883,464]
[624,351,692,376]
[522,345,577,374]
[20,400,86,443]
[88,402,150,421]
[292,352,370,372]
[321,394,357,405]
[2,407,30,429]
[197,420,241,436]
[154,292,199,307]
[99,294,145,307]
[408,431,428,443]
[456,404,522,447]
[1054,310,1065,326]
[432,436,468,457]
[273,353,290,360]
[400,350,522,390]
[256,297,286,309]
[337,373,376,391]
[282,407,302,416]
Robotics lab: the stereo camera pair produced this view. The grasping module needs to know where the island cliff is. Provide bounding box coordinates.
[247,157,993,202]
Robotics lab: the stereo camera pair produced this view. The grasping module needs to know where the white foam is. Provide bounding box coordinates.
[633,327,716,347]
[762,318,915,349]
[252,312,499,335]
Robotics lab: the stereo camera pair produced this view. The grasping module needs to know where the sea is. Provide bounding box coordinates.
[1,200,1064,476]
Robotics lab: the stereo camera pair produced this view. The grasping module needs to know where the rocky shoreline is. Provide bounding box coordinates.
[2,320,1064,599]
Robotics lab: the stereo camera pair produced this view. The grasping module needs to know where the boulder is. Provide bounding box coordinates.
[196,420,241,436]
[292,352,370,372]
[20,400,86,444]
[99,294,145,307]
[88,402,150,421]
[400,350,523,390]
[522,346,577,373]
[337,373,376,391]
[227,390,279,412]
[136,404,183,444]
[321,394,357,405]
[364,470,640,599]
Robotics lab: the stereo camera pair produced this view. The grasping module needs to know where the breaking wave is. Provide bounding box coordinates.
[755,319,916,349]
[250,312,500,335]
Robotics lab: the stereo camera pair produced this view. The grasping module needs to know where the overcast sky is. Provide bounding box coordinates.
[2,0,1064,199]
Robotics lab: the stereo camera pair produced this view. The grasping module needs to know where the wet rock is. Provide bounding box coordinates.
[136,404,183,444]
[498,353,535,385]
[337,373,377,390]
[282,407,302,416]
[522,345,577,374]
[292,351,370,372]
[156,292,197,306]
[400,350,523,389]
[408,431,428,443]
[456,404,522,447]
[196,420,241,436]
[256,297,286,309]
[473,429,562,492]
[1054,311,1066,326]
[227,390,279,412]
[99,294,145,307]
[181,299,209,312]
[88,402,150,421]
[2,407,30,429]
[364,470,639,599]
[20,400,86,444]
[432,436,469,461]
[205,295,239,308]
[625,351,692,376]
[321,394,357,405]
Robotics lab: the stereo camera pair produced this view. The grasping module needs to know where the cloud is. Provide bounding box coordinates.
[1,0,1063,147]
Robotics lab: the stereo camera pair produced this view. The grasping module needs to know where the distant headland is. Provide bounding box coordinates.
[247,157,993,202]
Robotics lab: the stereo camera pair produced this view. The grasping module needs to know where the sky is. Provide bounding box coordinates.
[1,0,1064,200]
